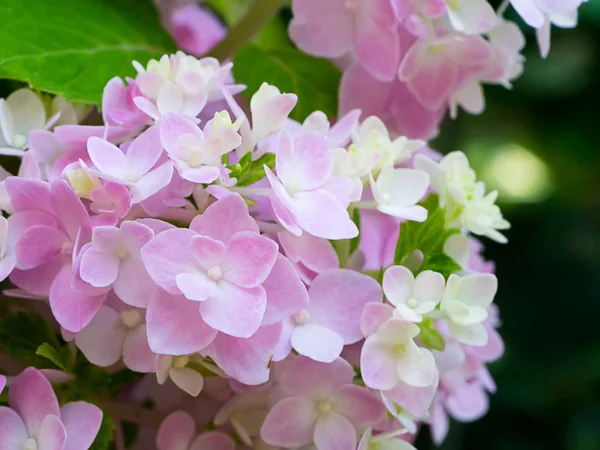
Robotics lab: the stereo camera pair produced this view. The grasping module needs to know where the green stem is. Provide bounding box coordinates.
[209,0,287,61]
[335,239,351,269]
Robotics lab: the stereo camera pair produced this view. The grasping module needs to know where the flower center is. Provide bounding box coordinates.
[173,355,189,369]
[115,246,129,259]
[207,266,222,281]
[407,298,419,309]
[317,400,333,415]
[66,169,96,198]
[394,343,407,356]
[22,438,38,450]
[120,310,142,329]
[293,309,310,325]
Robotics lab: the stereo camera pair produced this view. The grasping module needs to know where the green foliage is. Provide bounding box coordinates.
[229,152,276,186]
[0,311,60,366]
[233,45,342,121]
[394,195,461,277]
[89,411,114,450]
[0,0,176,105]
[36,343,72,374]
[418,317,445,352]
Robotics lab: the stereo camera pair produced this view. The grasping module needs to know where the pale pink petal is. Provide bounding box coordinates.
[260,397,319,447]
[9,367,60,438]
[276,131,333,191]
[4,177,53,215]
[190,235,227,269]
[278,356,354,398]
[308,269,382,343]
[190,431,236,450]
[160,114,204,156]
[0,376,5,394]
[147,291,218,355]
[328,109,360,148]
[293,190,358,240]
[190,194,259,243]
[383,373,439,417]
[360,336,399,390]
[221,231,278,288]
[181,166,220,184]
[314,412,356,450]
[0,407,27,450]
[126,125,163,176]
[292,323,344,363]
[37,415,66,450]
[510,0,545,28]
[262,254,310,326]
[79,248,120,287]
[156,411,196,450]
[176,272,218,302]
[360,302,394,337]
[74,306,126,367]
[445,383,489,422]
[87,137,129,179]
[200,283,266,338]
[383,265,414,307]
[251,93,298,142]
[10,258,62,297]
[355,0,401,82]
[113,257,157,307]
[60,402,103,450]
[334,384,386,425]
[205,323,281,385]
[50,180,91,242]
[141,228,199,294]
[49,265,107,333]
[157,83,184,116]
[278,231,339,275]
[130,161,174,203]
[15,225,66,270]
[122,325,156,373]
[414,270,445,303]
[273,318,295,362]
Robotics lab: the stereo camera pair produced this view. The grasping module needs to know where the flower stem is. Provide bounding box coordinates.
[497,0,510,15]
[101,399,166,430]
[209,0,287,61]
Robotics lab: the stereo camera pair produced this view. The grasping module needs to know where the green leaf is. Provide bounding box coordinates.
[233,45,342,121]
[237,153,276,186]
[89,411,114,450]
[36,343,72,374]
[418,317,445,352]
[0,0,176,105]
[0,312,59,364]
[420,254,463,278]
[394,195,459,267]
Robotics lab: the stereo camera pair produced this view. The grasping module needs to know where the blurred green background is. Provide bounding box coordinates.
[417,2,600,449]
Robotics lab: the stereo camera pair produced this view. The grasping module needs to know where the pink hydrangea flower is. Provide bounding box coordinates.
[86,126,174,203]
[261,356,386,450]
[265,130,359,240]
[274,269,382,363]
[289,0,401,81]
[0,367,102,450]
[165,4,226,56]
[78,220,156,307]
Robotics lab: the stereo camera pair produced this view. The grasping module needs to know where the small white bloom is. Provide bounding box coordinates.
[250,82,297,143]
[440,273,497,346]
[369,164,430,221]
[383,265,445,323]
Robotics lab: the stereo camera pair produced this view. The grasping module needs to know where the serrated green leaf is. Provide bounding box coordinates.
[0,0,176,105]
[0,312,59,364]
[421,254,463,278]
[233,45,341,121]
[418,317,445,352]
[89,411,114,450]
[36,343,71,374]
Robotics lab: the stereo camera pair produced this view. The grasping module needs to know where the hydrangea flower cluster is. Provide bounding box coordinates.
[289,0,589,139]
[0,45,509,449]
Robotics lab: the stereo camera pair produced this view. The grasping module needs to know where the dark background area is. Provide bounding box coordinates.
[418,2,600,449]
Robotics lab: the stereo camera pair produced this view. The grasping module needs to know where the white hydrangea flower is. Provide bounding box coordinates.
[440,273,498,346]
[414,151,510,243]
